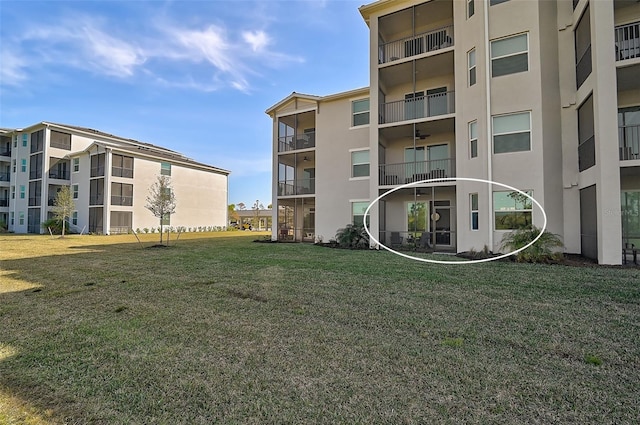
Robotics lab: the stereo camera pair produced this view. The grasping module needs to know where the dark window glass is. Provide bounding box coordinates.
[50,130,71,150]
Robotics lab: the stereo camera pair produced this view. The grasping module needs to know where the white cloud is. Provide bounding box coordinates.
[242,30,270,52]
[0,48,28,86]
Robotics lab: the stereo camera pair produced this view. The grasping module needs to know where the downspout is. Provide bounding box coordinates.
[483,0,494,250]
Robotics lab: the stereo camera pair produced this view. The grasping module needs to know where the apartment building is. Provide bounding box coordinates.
[0,122,229,234]
[266,0,640,265]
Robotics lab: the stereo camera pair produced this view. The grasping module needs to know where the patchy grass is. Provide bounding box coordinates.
[0,232,639,424]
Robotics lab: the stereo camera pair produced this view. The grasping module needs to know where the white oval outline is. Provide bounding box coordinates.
[363,177,548,265]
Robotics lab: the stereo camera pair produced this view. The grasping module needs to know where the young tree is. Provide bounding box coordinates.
[145,175,176,245]
[52,185,75,238]
[252,199,264,229]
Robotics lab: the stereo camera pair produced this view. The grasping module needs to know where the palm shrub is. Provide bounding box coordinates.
[500,225,564,263]
[335,224,370,249]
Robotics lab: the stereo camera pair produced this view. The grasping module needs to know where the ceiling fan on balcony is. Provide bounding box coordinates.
[415,129,430,140]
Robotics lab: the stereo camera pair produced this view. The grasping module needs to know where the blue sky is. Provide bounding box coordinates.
[0,0,369,206]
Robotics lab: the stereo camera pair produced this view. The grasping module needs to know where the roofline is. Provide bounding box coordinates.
[266,87,370,116]
[359,0,413,25]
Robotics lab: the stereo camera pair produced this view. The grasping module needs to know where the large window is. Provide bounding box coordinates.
[352,98,370,126]
[578,94,595,171]
[493,112,531,153]
[470,193,479,230]
[111,182,133,206]
[90,178,104,205]
[30,130,44,153]
[48,157,69,180]
[469,120,478,158]
[161,162,171,176]
[351,150,370,178]
[90,154,105,177]
[28,181,41,206]
[574,6,591,89]
[112,154,134,178]
[29,153,43,180]
[352,201,370,227]
[110,211,133,234]
[468,49,476,86]
[621,191,640,248]
[494,191,533,230]
[491,33,528,77]
[50,130,71,150]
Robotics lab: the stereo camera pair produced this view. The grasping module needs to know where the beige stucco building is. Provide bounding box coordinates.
[0,122,229,234]
[266,0,639,265]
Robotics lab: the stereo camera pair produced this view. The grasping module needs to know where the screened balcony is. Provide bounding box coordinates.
[620,125,640,160]
[615,21,640,61]
[277,111,316,153]
[277,178,315,196]
[379,158,455,186]
[380,91,454,125]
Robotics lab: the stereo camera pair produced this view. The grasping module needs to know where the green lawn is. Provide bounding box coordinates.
[0,233,639,424]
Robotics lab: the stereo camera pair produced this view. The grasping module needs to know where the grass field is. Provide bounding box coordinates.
[0,232,639,424]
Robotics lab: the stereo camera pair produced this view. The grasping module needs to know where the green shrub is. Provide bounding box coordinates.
[500,225,563,263]
[41,218,73,235]
[335,224,370,249]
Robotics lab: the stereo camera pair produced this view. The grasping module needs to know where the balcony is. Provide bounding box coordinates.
[615,21,640,61]
[0,198,8,207]
[379,158,456,186]
[277,178,315,196]
[0,172,9,182]
[380,91,454,125]
[278,131,315,153]
[379,25,454,65]
[49,170,70,180]
[0,149,10,157]
[620,125,640,160]
[111,195,133,206]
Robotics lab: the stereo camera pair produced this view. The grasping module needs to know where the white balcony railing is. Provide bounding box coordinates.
[620,125,640,160]
[615,21,640,61]
[379,158,455,186]
[380,91,454,125]
[379,25,454,64]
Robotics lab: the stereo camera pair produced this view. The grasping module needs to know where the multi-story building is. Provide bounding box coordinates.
[266,0,640,265]
[0,122,229,234]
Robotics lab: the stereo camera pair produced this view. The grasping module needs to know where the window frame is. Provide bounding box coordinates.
[493,190,533,230]
[19,185,25,199]
[467,0,474,18]
[468,48,476,86]
[72,211,78,226]
[350,149,370,179]
[73,158,80,173]
[72,184,79,199]
[470,193,479,231]
[22,134,27,147]
[160,162,172,176]
[492,111,532,154]
[352,98,370,127]
[490,33,529,77]
[19,211,24,225]
[351,201,370,227]
[469,120,478,159]
[20,159,27,172]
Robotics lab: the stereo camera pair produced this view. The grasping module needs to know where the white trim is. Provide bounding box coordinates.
[273,107,317,119]
[490,32,529,77]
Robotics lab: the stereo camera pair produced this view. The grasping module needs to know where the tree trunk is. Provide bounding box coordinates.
[160,223,163,244]
[62,217,66,238]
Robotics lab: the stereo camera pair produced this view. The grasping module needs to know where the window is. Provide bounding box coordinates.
[468,49,476,86]
[19,211,24,225]
[72,211,78,226]
[352,99,370,126]
[21,159,27,172]
[574,6,591,89]
[22,134,27,147]
[161,162,171,176]
[89,178,104,205]
[10,211,14,225]
[28,181,41,206]
[470,193,479,230]
[494,191,533,230]
[469,120,478,158]
[30,130,44,153]
[72,184,79,199]
[467,0,474,18]
[73,157,80,172]
[50,130,71,150]
[111,182,133,206]
[352,201,370,227]
[351,150,370,178]
[161,213,170,226]
[11,186,15,199]
[12,159,16,173]
[30,153,43,180]
[578,94,595,171]
[90,154,105,177]
[112,154,134,178]
[490,0,510,5]
[493,112,531,153]
[491,33,528,77]
[19,185,25,199]
[13,136,17,148]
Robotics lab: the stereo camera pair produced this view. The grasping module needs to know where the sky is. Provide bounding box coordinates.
[0,0,370,207]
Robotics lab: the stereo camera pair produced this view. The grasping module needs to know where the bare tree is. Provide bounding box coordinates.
[145,175,176,245]
[52,185,75,238]
[252,199,264,229]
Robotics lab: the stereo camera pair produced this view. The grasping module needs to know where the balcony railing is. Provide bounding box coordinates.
[379,25,454,64]
[620,125,640,160]
[278,131,316,152]
[0,198,9,207]
[90,196,104,206]
[28,197,41,207]
[379,158,456,185]
[277,178,315,196]
[615,21,640,61]
[0,149,11,157]
[110,226,131,234]
[380,91,455,125]
[0,172,10,182]
[111,196,133,206]
[49,170,70,180]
